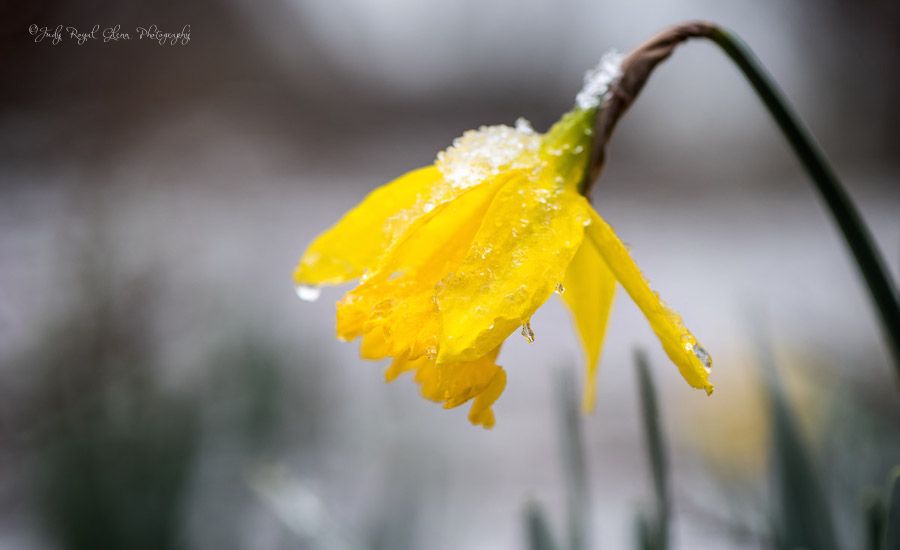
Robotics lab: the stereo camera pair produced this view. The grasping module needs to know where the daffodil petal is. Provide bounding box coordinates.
[294,166,442,286]
[584,208,713,393]
[337,173,514,359]
[437,179,591,364]
[561,238,617,411]
[467,368,506,429]
[390,347,506,429]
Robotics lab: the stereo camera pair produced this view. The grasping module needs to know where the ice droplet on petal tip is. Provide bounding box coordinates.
[554,282,565,295]
[693,344,713,373]
[520,320,535,344]
[295,284,321,302]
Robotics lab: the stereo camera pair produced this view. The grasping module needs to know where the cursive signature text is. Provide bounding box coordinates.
[28,24,191,46]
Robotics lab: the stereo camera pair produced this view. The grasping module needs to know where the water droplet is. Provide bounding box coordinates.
[520,320,535,344]
[423,202,435,213]
[295,284,321,302]
[692,344,713,373]
[554,282,565,295]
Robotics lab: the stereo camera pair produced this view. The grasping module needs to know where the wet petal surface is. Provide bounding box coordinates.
[584,207,713,393]
[436,182,591,364]
[337,173,514,361]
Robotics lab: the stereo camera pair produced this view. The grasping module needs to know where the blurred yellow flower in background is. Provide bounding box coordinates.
[294,104,713,428]
[685,348,825,480]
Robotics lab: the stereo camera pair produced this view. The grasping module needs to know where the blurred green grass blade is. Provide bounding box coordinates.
[863,489,885,550]
[525,501,559,550]
[884,467,900,550]
[633,513,655,550]
[634,349,670,550]
[768,385,838,550]
[557,369,589,550]
[758,344,838,550]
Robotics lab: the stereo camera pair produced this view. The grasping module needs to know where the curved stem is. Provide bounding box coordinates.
[586,21,900,373]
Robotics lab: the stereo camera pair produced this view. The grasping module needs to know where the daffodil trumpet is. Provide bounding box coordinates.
[294,45,716,427]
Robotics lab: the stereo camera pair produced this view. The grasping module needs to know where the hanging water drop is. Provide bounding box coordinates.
[520,320,535,344]
[554,282,565,295]
[295,284,321,302]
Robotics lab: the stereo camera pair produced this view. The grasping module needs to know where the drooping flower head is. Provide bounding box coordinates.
[294,54,713,428]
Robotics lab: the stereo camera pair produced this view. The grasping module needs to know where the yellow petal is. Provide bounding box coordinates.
[584,208,713,393]
[561,238,617,411]
[336,173,513,360]
[466,368,506,428]
[390,347,506,429]
[436,179,591,364]
[294,166,441,286]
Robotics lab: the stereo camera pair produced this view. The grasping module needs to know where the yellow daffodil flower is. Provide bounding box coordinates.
[294,66,713,428]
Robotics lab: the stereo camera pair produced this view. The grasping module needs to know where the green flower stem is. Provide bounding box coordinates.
[706,27,900,372]
[588,22,900,372]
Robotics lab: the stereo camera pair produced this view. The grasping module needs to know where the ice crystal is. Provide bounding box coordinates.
[436,123,541,189]
[575,50,624,109]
